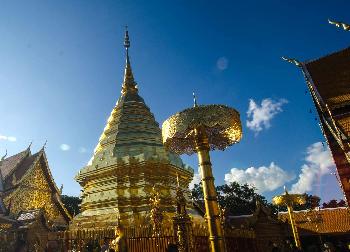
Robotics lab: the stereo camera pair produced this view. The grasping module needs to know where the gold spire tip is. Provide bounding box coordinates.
[124,25,130,49]
[193,92,198,107]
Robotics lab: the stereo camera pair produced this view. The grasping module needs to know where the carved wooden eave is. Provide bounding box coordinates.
[39,150,72,222]
[299,47,350,204]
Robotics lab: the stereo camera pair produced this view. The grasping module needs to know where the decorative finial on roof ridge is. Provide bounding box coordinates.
[281,56,301,67]
[41,140,47,151]
[122,26,137,94]
[1,150,7,161]
[193,92,198,107]
[27,141,32,151]
[328,19,350,31]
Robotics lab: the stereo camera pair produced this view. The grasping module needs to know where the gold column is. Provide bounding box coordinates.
[195,127,225,252]
[287,204,301,249]
[272,188,305,250]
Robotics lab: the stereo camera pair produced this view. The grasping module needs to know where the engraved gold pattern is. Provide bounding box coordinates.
[162,105,242,155]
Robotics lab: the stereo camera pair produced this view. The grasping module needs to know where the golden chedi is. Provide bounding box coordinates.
[70,30,197,229]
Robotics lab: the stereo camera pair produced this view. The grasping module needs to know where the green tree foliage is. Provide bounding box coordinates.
[191,181,276,215]
[322,199,346,208]
[217,182,272,215]
[61,195,81,216]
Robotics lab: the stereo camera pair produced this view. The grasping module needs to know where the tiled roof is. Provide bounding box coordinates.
[305,47,350,108]
[278,207,350,234]
[3,152,39,190]
[0,150,29,179]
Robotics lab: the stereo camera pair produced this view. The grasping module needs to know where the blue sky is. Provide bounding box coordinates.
[0,1,348,202]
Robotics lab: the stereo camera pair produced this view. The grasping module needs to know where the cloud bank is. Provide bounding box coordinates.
[0,135,16,142]
[223,142,335,195]
[246,98,288,134]
[291,142,335,193]
[224,162,294,193]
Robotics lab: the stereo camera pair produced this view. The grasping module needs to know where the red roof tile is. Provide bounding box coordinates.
[279,207,350,234]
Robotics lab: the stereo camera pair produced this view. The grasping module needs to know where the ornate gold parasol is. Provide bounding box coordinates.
[162,94,242,252]
[272,187,306,249]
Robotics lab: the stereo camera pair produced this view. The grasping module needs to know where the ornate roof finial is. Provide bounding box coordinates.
[122,26,137,94]
[42,140,47,150]
[1,150,7,161]
[193,92,198,107]
[328,19,350,31]
[281,56,301,67]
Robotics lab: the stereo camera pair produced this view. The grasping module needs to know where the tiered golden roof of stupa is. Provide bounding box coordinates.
[72,30,195,229]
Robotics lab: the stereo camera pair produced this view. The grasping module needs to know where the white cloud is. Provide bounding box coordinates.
[291,142,335,194]
[224,162,294,193]
[189,171,202,190]
[246,98,288,134]
[0,135,17,142]
[216,57,229,70]
[60,144,71,151]
[78,147,87,153]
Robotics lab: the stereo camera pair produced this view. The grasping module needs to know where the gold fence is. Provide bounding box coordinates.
[44,225,257,252]
[0,224,258,252]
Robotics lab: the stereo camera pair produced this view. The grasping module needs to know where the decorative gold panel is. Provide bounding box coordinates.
[3,163,62,222]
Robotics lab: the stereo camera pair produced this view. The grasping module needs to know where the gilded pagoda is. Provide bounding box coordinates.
[70,30,196,229]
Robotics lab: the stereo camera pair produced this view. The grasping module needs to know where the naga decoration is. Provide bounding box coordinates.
[162,93,242,252]
[149,186,163,237]
[272,187,306,249]
[328,19,350,31]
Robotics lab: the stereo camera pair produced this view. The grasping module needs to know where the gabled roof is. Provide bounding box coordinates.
[305,47,350,109]
[3,152,40,190]
[227,201,279,228]
[0,148,30,179]
[1,148,72,224]
[278,207,350,234]
[300,47,350,205]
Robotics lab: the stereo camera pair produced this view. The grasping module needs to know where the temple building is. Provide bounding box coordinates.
[279,207,350,248]
[0,146,71,250]
[295,47,350,204]
[70,30,196,229]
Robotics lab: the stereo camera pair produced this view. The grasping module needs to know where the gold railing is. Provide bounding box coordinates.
[13,224,257,252]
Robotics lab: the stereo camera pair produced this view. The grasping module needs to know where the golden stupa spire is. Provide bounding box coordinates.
[122,26,138,94]
[193,92,198,107]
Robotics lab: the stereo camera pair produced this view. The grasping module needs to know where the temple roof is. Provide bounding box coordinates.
[278,207,350,234]
[78,30,191,178]
[305,47,350,110]
[0,147,71,223]
[301,47,350,204]
[0,149,30,179]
